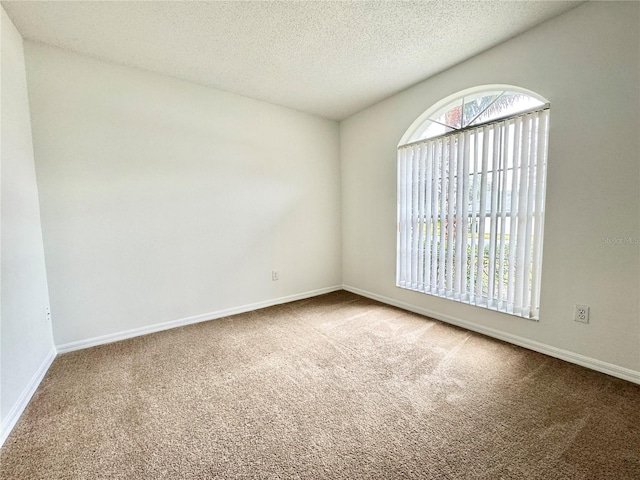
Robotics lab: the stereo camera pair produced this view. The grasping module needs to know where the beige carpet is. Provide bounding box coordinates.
[1,291,639,479]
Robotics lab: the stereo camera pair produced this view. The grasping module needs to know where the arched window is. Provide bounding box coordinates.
[396,86,549,319]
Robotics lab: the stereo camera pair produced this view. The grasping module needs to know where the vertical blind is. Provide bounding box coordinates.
[397,107,549,319]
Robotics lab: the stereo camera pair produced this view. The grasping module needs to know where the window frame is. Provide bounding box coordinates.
[396,85,550,320]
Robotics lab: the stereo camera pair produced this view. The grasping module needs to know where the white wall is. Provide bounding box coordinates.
[24,43,342,347]
[341,2,640,374]
[0,7,55,444]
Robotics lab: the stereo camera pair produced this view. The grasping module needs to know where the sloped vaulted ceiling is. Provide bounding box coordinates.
[2,1,582,120]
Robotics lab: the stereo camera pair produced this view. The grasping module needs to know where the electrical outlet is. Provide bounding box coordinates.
[272,270,279,281]
[574,304,589,323]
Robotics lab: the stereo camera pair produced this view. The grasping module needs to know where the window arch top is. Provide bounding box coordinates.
[400,86,548,145]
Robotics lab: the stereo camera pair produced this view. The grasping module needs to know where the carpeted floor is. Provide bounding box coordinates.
[1,291,639,479]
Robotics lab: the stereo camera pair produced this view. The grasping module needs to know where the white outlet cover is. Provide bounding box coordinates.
[574,304,590,323]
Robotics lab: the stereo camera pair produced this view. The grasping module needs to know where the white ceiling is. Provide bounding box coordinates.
[3,1,582,120]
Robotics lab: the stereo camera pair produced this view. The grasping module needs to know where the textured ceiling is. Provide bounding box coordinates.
[2,1,582,120]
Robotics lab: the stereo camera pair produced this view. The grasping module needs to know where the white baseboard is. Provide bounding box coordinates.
[1,347,57,448]
[343,285,640,385]
[56,285,343,354]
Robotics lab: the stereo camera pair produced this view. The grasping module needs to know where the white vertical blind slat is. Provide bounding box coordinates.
[530,110,549,318]
[417,144,426,292]
[514,115,532,314]
[521,112,539,316]
[397,147,406,287]
[406,147,414,287]
[446,137,457,296]
[476,125,490,300]
[437,140,446,294]
[454,133,465,299]
[411,145,420,289]
[430,142,438,293]
[468,131,480,302]
[487,123,502,305]
[506,116,522,313]
[424,142,434,291]
[497,121,511,310]
[461,130,471,302]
